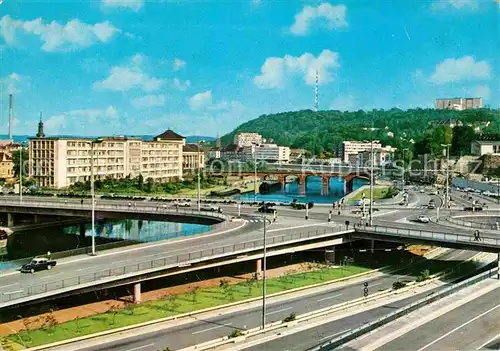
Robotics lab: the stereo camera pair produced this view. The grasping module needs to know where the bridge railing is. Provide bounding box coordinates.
[0,198,227,222]
[447,216,498,231]
[354,224,500,248]
[0,225,350,304]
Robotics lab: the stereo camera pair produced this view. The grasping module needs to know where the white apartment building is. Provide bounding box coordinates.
[357,147,397,167]
[435,98,483,111]
[339,140,382,163]
[471,140,500,156]
[29,129,185,188]
[182,143,205,173]
[233,132,263,148]
[255,144,290,163]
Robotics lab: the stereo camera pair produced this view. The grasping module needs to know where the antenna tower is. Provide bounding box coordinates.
[314,70,319,112]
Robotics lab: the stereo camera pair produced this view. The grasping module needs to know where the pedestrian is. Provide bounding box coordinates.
[328,210,332,222]
[133,202,137,209]
[64,199,68,205]
[128,202,131,208]
[47,251,51,260]
[477,230,481,242]
[473,230,479,241]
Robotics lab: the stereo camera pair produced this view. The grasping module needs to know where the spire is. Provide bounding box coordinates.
[36,112,45,138]
[215,132,221,148]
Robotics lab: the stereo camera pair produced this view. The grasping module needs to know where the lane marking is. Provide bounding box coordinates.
[317,293,343,302]
[0,283,19,289]
[124,344,155,351]
[40,273,61,280]
[192,323,233,335]
[369,282,383,288]
[319,328,352,342]
[267,307,293,315]
[417,303,500,351]
[476,332,500,350]
[2,290,22,295]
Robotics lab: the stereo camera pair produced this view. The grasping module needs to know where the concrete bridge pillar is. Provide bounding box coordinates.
[133,282,142,304]
[370,240,375,254]
[256,258,262,279]
[298,175,306,195]
[325,247,335,263]
[79,223,86,240]
[277,175,285,192]
[7,213,14,227]
[497,252,500,280]
[344,177,354,194]
[321,176,330,195]
[33,214,39,223]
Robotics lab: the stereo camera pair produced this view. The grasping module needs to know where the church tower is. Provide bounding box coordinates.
[36,112,45,138]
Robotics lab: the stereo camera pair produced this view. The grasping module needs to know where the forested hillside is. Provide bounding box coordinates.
[221,108,500,156]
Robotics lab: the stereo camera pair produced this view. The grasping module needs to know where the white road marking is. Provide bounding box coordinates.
[2,290,22,295]
[369,282,383,288]
[192,323,233,335]
[124,344,155,351]
[319,328,351,342]
[40,273,61,280]
[476,332,500,350]
[267,307,293,315]
[417,303,500,351]
[0,283,19,289]
[317,293,343,302]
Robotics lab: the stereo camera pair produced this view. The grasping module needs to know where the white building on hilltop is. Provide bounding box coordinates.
[233,132,263,148]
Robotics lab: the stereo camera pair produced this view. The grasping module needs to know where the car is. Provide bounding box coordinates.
[21,257,57,273]
[419,189,425,193]
[174,201,191,207]
[258,205,276,213]
[200,204,222,213]
[417,215,430,223]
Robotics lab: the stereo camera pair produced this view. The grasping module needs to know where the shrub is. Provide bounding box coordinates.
[392,281,407,290]
[282,312,297,323]
[229,330,243,338]
[416,269,430,282]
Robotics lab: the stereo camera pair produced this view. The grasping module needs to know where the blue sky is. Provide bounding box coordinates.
[0,0,498,137]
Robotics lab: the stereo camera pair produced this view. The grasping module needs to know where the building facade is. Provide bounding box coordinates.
[471,141,500,156]
[357,147,396,167]
[254,143,290,163]
[339,140,383,163]
[206,148,221,160]
[182,143,205,174]
[435,98,483,111]
[233,132,263,148]
[29,128,185,188]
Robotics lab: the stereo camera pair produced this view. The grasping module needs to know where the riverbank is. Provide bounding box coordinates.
[342,185,398,204]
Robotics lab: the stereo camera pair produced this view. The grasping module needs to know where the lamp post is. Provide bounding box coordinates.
[369,136,374,226]
[441,144,451,209]
[197,142,201,213]
[261,212,267,329]
[19,142,24,203]
[253,145,258,202]
[90,138,103,256]
[401,148,409,191]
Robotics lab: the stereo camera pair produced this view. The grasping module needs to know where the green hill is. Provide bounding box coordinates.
[221,108,500,156]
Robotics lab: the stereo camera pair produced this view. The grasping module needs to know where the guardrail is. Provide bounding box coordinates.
[447,216,499,231]
[310,265,499,351]
[0,225,350,305]
[354,224,500,249]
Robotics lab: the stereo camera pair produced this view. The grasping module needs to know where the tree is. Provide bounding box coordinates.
[145,177,154,193]
[12,149,28,177]
[451,126,476,156]
[137,174,144,191]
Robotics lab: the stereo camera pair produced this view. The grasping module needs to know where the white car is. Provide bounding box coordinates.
[174,201,191,207]
[200,204,222,212]
[417,215,430,223]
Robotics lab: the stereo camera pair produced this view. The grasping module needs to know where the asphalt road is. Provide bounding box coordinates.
[377,285,500,351]
[70,250,476,351]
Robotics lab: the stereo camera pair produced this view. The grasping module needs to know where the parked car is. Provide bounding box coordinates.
[417,215,430,223]
[21,257,57,273]
[174,201,191,207]
[200,204,222,213]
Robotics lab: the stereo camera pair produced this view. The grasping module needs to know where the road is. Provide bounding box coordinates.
[62,250,476,351]
[377,285,500,351]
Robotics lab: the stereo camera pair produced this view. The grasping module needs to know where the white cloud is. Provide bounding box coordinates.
[468,84,490,100]
[44,106,118,135]
[0,15,120,52]
[0,72,30,94]
[254,49,340,89]
[188,90,212,110]
[173,58,187,71]
[173,78,191,91]
[101,0,144,11]
[131,94,167,109]
[429,56,490,84]
[290,3,347,36]
[431,0,479,11]
[330,94,356,111]
[252,0,262,5]
[93,54,165,92]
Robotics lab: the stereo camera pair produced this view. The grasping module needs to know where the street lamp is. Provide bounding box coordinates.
[261,211,267,329]
[401,148,409,191]
[19,142,25,203]
[441,144,451,209]
[90,138,103,256]
[197,141,201,213]
[253,144,258,202]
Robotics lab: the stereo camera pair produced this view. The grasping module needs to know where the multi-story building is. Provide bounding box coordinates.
[435,98,483,111]
[338,140,382,163]
[29,120,185,188]
[254,144,290,163]
[0,150,14,182]
[206,148,221,160]
[357,147,397,167]
[471,140,500,156]
[233,132,263,148]
[220,145,241,161]
[182,143,205,174]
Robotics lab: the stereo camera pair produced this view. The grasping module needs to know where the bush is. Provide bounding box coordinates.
[392,281,407,290]
[416,269,430,282]
[229,330,243,338]
[282,312,297,323]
